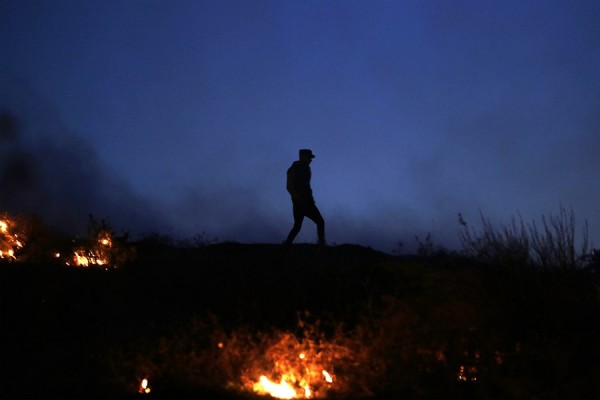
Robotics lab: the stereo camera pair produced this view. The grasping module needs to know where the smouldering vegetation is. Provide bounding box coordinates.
[0,209,598,399]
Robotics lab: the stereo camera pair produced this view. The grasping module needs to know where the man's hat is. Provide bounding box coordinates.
[299,149,315,159]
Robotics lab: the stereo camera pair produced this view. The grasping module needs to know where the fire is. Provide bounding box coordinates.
[67,231,113,268]
[99,233,112,247]
[250,363,335,399]
[139,377,151,394]
[254,376,297,399]
[457,365,478,382]
[69,248,109,267]
[242,331,342,399]
[0,214,26,261]
[0,212,132,267]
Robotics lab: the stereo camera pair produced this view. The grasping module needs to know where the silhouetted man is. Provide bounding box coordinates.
[285,149,325,245]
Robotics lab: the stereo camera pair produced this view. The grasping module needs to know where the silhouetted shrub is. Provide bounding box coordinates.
[459,206,590,269]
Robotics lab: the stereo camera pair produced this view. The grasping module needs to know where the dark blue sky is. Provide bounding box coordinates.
[1,0,599,252]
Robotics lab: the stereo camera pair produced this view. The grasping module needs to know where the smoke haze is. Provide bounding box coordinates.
[1,1,599,253]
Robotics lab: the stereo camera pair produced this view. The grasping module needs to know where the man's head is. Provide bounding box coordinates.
[299,149,315,163]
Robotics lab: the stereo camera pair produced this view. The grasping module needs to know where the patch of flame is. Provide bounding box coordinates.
[69,249,109,267]
[67,231,113,268]
[254,376,297,399]
[251,368,333,399]
[0,214,25,261]
[243,331,344,399]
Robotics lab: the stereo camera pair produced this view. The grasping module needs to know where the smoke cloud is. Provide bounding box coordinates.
[0,79,167,237]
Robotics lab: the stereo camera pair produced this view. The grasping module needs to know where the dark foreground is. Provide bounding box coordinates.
[1,242,598,399]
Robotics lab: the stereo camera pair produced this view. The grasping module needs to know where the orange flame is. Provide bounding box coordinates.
[243,331,341,399]
[0,215,25,261]
[251,368,333,399]
[254,375,297,399]
[67,231,113,268]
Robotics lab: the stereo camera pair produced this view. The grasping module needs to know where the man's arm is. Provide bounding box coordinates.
[286,167,299,198]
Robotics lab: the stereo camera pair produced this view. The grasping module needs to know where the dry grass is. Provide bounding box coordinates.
[459,206,593,269]
[1,211,598,399]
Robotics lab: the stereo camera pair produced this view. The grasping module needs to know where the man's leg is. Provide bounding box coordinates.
[306,204,325,245]
[285,204,305,244]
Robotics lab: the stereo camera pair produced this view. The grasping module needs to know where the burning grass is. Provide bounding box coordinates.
[0,212,134,267]
[100,247,599,399]
[65,216,135,269]
[3,265,599,399]
[107,316,364,399]
[0,212,598,399]
[0,212,26,260]
[245,337,338,399]
[67,231,114,267]
[238,324,352,398]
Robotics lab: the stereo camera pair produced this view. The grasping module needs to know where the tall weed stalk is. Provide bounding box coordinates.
[459,206,591,269]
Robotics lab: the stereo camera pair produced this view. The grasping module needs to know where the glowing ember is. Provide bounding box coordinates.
[457,365,478,382]
[98,233,112,247]
[322,370,333,383]
[139,377,151,394]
